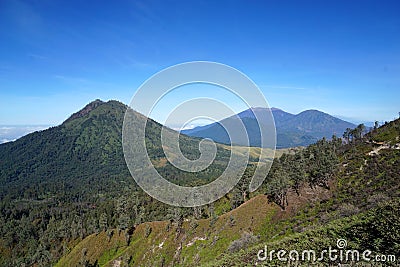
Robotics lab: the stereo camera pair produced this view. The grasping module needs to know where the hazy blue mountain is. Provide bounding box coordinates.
[182,108,356,148]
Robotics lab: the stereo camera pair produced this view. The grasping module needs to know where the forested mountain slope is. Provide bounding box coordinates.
[59,119,400,266]
[0,100,239,266]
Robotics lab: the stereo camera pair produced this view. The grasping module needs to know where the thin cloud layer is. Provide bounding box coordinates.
[0,125,50,144]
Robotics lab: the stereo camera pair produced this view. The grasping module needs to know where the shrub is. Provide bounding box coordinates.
[227,232,258,253]
[144,224,152,238]
[337,203,360,217]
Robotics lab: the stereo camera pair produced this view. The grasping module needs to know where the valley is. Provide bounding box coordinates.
[0,100,398,266]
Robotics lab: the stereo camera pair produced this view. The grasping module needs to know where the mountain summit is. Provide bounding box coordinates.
[64,99,105,123]
[182,107,355,148]
[0,99,232,200]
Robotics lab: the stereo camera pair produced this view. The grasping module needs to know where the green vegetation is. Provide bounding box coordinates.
[370,119,400,144]
[0,99,399,266]
[0,100,252,266]
[208,199,400,266]
[56,118,399,266]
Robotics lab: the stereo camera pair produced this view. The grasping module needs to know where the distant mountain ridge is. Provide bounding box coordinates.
[182,108,356,148]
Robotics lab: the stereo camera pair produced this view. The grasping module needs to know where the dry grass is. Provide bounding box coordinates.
[56,195,282,267]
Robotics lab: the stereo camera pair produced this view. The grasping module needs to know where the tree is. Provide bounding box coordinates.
[32,243,52,267]
[348,125,360,142]
[306,138,338,189]
[116,196,130,231]
[343,128,352,143]
[144,224,152,238]
[288,152,306,195]
[236,166,254,203]
[135,206,146,226]
[357,123,366,139]
[331,135,343,151]
[349,124,366,142]
[350,128,356,142]
[374,121,379,131]
[229,187,243,210]
[118,214,129,231]
[99,213,108,232]
[172,208,183,234]
[80,248,89,267]
[193,206,202,220]
[265,164,291,209]
[208,203,218,228]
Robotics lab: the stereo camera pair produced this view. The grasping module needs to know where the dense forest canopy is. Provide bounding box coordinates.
[0,100,399,266]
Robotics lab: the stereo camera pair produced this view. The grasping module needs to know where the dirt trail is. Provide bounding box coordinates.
[368,142,400,156]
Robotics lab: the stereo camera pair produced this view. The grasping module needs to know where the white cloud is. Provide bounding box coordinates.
[170,124,197,131]
[0,125,50,143]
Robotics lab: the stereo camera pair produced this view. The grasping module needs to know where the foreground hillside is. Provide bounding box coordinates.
[210,119,400,266]
[59,119,400,266]
[57,187,332,267]
[0,100,257,266]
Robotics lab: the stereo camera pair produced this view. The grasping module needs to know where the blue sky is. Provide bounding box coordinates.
[0,0,399,126]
